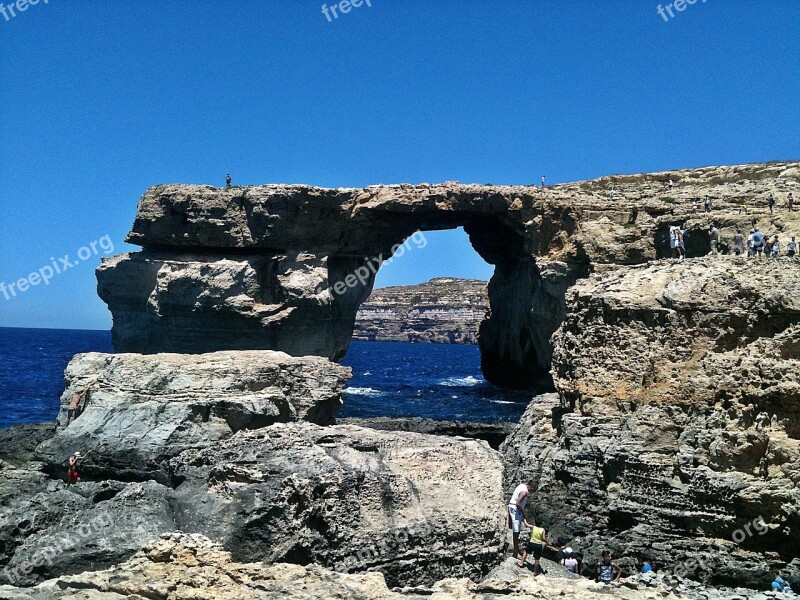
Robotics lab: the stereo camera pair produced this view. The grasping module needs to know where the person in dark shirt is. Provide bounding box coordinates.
[596,550,621,584]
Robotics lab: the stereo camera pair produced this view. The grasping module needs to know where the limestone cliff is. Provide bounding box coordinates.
[502,257,800,588]
[97,161,800,389]
[353,277,488,344]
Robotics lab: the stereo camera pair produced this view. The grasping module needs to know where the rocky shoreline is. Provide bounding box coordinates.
[1,162,799,598]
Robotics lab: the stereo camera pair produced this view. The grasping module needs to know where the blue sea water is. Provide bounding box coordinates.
[339,341,533,422]
[0,328,113,430]
[0,328,531,430]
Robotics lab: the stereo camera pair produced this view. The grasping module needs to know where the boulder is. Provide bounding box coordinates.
[168,422,505,586]
[36,350,351,482]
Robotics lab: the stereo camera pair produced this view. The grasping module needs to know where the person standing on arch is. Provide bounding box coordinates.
[507,480,536,559]
[226,173,232,188]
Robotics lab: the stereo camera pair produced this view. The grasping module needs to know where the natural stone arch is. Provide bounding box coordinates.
[97,175,707,389]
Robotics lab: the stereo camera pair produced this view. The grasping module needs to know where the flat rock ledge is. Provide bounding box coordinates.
[336,416,514,449]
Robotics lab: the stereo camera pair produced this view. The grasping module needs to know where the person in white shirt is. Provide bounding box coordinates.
[560,547,580,574]
[508,480,536,559]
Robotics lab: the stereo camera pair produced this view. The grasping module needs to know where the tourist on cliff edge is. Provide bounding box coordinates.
[770,570,794,594]
[560,547,580,574]
[67,386,90,425]
[66,451,84,486]
[733,229,745,256]
[709,224,720,255]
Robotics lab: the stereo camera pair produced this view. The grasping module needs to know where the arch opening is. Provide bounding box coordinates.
[328,218,556,391]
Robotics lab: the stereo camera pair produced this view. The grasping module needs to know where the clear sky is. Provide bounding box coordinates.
[1,0,798,330]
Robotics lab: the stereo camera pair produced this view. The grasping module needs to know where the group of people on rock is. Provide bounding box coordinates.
[668,225,690,259]
[741,228,797,258]
[692,192,795,214]
[507,481,621,583]
[670,223,798,259]
[766,192,795,213]
[507,481,795,592]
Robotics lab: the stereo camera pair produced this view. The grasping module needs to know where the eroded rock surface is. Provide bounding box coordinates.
[1,533,405,599]
[168,422,505,586]
[2,419,504,588]
[503,258,800,588]
[2,535,784,599]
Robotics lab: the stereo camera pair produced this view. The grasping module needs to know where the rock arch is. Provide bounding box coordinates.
[102,168,776,389]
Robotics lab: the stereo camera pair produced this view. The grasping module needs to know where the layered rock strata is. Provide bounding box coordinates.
[97,162,800,388]
[353,277,488,344]
[502,258,800,588]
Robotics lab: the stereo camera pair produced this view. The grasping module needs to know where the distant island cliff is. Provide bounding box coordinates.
[353,277,488,344]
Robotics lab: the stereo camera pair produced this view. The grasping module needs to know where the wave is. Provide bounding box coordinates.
[343,386,384,397]
[438,375,483,387]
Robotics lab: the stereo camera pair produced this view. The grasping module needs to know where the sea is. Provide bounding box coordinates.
[0,328,533,430]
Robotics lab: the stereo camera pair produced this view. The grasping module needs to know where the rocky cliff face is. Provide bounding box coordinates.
[97,162,800,389]
[502,258,800,588]
[168,422,504,586]
[353,277,488,344]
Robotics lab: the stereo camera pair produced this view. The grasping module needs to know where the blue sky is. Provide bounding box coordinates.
[1,0,798,330]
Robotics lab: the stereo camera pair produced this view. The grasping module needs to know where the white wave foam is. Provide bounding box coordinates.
[438,375,483,387]
[343,386,384,397]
